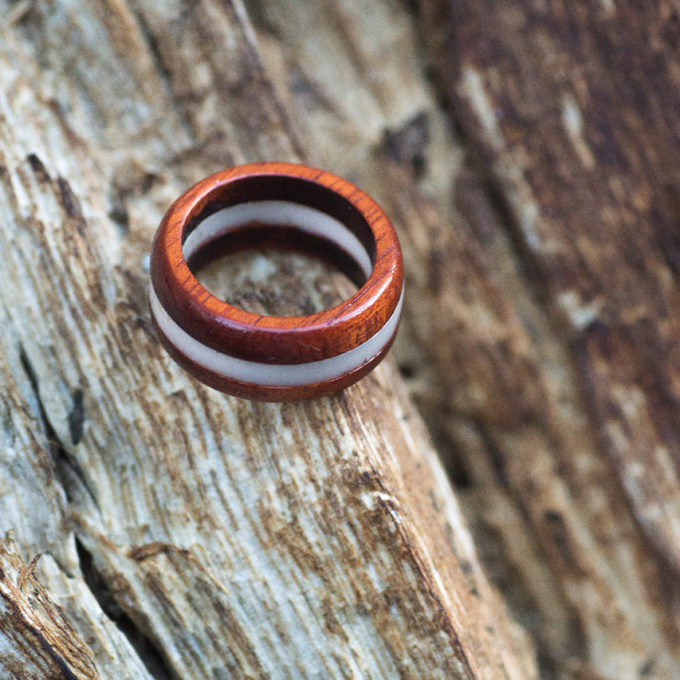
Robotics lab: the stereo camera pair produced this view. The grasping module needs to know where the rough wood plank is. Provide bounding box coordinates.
[0,1,535,677]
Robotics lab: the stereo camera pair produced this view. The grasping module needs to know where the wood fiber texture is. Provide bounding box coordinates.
[414,1,680,678]
[0,0,531,678]
[0,0,676,679]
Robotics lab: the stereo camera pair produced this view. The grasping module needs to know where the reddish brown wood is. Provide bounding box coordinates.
[152,316,400,401]
[150,162,404,400]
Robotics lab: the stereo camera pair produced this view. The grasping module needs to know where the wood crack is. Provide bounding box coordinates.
[74,538,173,680]
[17,344,98,512]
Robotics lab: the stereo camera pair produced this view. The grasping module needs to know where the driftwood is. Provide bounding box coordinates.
[0,0,678,678]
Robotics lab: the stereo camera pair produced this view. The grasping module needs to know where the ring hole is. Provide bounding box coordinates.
[192,231,362,316]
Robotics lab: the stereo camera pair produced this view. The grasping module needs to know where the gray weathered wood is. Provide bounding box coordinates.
[6,0,679,677]
[0,1,535,678]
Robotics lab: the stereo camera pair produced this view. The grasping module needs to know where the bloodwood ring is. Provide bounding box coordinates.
[150,162,404,401]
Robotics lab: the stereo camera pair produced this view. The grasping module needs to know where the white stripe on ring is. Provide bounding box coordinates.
[182,201,374,279]
[149,285,403,387]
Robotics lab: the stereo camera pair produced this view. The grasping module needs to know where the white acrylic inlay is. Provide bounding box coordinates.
[149,285,403,387]
[182,200,373,279]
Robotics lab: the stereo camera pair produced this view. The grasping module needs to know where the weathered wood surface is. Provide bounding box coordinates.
[0,1,532,678]
[0,0,678,678]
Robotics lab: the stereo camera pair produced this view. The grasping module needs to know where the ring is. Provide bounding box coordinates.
[149,162,404,401]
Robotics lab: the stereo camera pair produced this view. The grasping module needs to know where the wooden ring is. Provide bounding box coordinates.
[150,162,404,401]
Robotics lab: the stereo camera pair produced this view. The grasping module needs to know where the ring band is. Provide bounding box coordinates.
[150,162,404,401]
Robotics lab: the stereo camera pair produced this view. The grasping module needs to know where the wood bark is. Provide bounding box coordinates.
[0,1,677,679]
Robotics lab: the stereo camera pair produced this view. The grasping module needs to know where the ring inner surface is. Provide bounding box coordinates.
[182,174,376,257]
[182,200,374,305]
